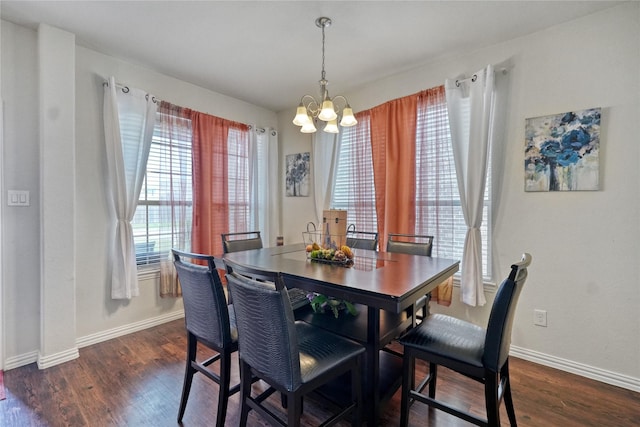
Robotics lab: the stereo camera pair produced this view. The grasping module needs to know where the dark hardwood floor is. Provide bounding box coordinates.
[1,319,638,426]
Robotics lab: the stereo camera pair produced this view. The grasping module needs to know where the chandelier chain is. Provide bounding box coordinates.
[321,24,326,82]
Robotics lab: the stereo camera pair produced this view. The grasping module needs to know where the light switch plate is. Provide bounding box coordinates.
[8,190,30,207]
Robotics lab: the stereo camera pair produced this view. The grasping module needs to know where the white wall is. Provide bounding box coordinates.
[1,21,41,362]
[279,3,640,389]
[1,19,277,367]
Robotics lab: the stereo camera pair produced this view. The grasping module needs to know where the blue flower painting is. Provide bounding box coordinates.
[285,152,310,196]
[525,108,600,191]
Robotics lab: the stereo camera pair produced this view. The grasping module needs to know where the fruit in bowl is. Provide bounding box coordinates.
[307,244,353,265]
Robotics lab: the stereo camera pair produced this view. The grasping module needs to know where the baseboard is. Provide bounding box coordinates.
[510,345,640,393]
[76,310,185,349]
[4,351,39,370]
[4,310,184,371]
[37,347,80,370]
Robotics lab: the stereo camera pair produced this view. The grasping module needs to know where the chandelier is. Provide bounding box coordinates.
[292,17,357,134]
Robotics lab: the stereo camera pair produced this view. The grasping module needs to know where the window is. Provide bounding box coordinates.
[227,127,254,233]
[332,88,491,278]
[415,91,491,277]
[132,108,258,267]
[132,109,193,265]
[331,112,378,233]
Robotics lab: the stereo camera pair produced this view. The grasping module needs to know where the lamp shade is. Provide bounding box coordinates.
[323,119,339,133]
[318,99,338,121]
[300,119,317,133]
[293,105,310,126]
[340,108,358,127]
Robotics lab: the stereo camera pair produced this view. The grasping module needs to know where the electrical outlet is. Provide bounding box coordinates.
[534,309,547,327]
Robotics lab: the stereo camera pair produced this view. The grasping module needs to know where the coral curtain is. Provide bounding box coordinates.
[415,86,456,306]
[370,95,418,250]
[190,110,249,257]
[157,101,192,297]
[445,65,496,306]
[103,76,157,299]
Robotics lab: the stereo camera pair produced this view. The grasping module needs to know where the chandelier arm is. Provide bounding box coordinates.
[330,95,350,113]
[301,94,321,118]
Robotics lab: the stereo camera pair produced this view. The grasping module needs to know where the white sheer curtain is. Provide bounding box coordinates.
[156,102,192,298]
[103,76,157,299]
[250,127,280,246]
[445,65,496,306]
[312,131,341,226]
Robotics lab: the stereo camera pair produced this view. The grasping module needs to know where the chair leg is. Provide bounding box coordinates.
[400,350,415,427]
[351,356,363,426]
[502,361,517,426]
[215,349,232,427]
[485,371,501,427]
[428,363,437,398]
[239,361,252,427]
[177,333,197,422]
[286,393,303,427]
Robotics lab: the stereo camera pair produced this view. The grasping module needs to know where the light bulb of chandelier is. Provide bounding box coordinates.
[323,119,339,133]
[292,104,310,126]
[318,99,338,122]
[300,118,317,133]
[339,107,358,127]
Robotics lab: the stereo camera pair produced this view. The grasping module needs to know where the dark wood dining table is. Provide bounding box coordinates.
[223,243,459,425]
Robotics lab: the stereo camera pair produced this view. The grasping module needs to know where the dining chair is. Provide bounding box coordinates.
[221,231,263,254]
[346,224,379,250]
[171,249,240,427]
[399,253,532,427]
[222,230,310,312]
[386,233,434,319]
[224,259,365,427]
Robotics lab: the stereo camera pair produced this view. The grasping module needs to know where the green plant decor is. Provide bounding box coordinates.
[308,293,358,318]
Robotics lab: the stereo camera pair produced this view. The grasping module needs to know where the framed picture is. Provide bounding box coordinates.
[285,152,310,197]
[525,107,601,191]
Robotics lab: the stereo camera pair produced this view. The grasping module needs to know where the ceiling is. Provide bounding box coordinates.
[0,1,622,113]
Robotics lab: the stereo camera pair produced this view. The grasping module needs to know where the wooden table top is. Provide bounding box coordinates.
[223,243,459,313]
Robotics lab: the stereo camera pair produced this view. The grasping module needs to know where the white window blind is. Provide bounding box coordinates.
[227,127,254,233]
[133,110,193,265]
[331,113,378,233]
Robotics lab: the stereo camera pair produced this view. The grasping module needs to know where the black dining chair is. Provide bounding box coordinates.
[221,231,263,254]
[386,233,434,319]
[399,253,532,427]
[224,259,365,427]
[222,230,310,311]
[172,249,240,427]
[346,224,379,250]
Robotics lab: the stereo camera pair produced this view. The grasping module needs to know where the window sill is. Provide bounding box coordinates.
[137,266,160,281]
[452,275,497,291]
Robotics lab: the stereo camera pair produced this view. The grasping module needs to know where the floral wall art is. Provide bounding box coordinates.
[285,152,310,197]
[525,107,601,192]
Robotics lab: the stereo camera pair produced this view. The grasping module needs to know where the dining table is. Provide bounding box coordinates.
[222,242,459,425]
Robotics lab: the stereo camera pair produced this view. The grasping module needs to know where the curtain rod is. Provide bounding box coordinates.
[104,80,276,135]
[248,125,277,136]
[102,80,160,104]
[455,67,508,87]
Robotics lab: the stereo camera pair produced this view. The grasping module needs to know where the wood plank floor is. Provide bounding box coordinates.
[1,319,638,426]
